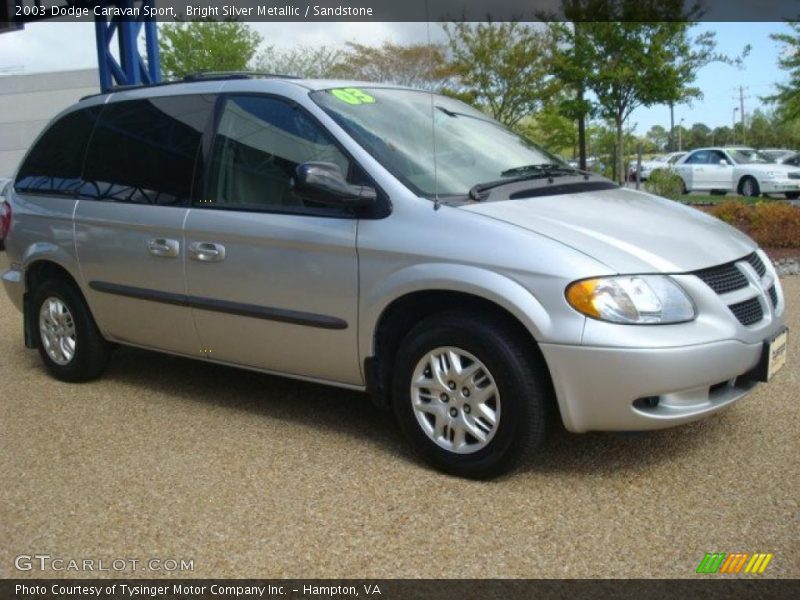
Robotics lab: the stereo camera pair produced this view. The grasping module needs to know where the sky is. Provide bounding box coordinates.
[0,21,792,135]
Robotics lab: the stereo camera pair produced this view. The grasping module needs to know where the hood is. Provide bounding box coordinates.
[460,187,756,273]
[736,163,800,175]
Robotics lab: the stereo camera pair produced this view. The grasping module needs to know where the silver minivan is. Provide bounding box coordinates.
[1,75,788,477]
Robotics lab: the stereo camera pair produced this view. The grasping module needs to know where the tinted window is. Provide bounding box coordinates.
[204,95,351,213]
[82,95,213,205]
[15,107,100,196]
[685,150,710,165]
[708,150,728,164]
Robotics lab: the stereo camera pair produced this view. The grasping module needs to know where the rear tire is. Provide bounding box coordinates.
[391,311,552,478]
[32,278,111,382]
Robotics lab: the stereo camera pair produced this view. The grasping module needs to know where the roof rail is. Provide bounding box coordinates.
[80,71,300,101]
[182,71,300,81]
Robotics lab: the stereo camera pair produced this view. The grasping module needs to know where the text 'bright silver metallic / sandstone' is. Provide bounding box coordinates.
[0,75,789,478]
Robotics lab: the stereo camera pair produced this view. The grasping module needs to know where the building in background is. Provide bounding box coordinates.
[0,69,99,176]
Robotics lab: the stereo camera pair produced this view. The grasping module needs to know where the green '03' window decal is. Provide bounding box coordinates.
[330,88,376,105]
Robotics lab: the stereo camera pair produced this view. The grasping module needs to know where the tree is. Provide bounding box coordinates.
[766,21,800,120]
[645,125,669,151]
[443,21,557,128]
[517,104,579,157]
[332,41,454,90]
[549,2,745,175]
[711,126,732,146]
[254,45,344,79]
[687,122,711,149]
[158,21,262,79]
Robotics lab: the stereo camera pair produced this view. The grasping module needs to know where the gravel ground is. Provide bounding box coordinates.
[0,251,797,579]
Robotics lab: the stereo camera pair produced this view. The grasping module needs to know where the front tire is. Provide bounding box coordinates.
[786,192,799,200]
[739,176,760,198]
[391,311,552,478]
[32,278,111,382]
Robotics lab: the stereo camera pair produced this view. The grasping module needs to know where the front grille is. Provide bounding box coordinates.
[788,171,800,180]
[729,296,764,326]
[694,262,748,294]
[745,252,767,277]
[768,285,778,308]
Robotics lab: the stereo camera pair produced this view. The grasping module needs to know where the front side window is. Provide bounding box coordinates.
[81,95,213,205]
[708,150,729,164]
[15,107,101,196]
[203,95,351,213]
[311,87,564,198]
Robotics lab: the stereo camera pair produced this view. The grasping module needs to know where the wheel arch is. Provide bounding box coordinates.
[23,258,86,349]
[737,174,759,195]
[361,265,558,410]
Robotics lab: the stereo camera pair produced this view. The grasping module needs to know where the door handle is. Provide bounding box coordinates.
[189,242,226,262]
[147,238,180,258]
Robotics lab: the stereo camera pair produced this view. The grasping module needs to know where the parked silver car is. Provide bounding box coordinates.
[1,76,789,477]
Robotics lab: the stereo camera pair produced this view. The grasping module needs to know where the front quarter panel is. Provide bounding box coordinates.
[357,195,613,361]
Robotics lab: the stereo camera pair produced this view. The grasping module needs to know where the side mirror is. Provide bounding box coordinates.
[719,159,729,166]
[293,162,376,208]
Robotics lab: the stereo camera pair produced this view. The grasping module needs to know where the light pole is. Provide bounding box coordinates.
[733,107,739,144]
[678,118,685,151]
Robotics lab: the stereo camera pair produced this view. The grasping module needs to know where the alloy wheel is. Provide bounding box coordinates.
[410,346,501,454]
[39,296,76,365]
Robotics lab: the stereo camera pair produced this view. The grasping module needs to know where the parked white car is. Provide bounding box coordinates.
[628,152,686,181]
[674,147,800,199]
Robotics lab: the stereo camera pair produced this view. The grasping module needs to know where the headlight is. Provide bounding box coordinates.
[566,275,695,324]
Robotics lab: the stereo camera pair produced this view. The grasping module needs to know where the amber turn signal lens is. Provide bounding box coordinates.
[566,279,602,319]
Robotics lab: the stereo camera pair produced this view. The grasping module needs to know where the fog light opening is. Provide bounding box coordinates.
[634,396,660,410]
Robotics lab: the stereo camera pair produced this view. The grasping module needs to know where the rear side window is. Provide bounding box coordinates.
[15,107,101,196]
[81,95,213,206]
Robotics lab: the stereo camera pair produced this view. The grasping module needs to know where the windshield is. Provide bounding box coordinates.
[311,87,565,197]
[728,149,774,164]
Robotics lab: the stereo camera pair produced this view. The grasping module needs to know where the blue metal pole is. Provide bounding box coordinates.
[143,5,161,83]
[116,0,140,86]
[94,14,113,92]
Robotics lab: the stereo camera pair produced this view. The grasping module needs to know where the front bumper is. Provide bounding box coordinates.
[760,178,800,194]
[540,339,769,433]
[2,266,24,312]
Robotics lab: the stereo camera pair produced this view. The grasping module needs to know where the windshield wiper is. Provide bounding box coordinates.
[469,164,585,201]
[500,163,579,177]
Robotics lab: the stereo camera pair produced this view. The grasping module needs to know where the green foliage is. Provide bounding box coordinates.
[645,125,669,151]
[333,42,454,90]
[516,105,578,157]
[443,22,557,127]
[550,2,745,183]
[645,169,684,200]
[254,45,344,79]
[766,21,800,121]
[158,21,262,79]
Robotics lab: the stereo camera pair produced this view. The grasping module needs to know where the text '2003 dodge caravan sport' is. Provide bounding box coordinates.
[1,75,789,477]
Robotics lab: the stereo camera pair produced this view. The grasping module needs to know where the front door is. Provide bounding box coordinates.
[183,94,362,385]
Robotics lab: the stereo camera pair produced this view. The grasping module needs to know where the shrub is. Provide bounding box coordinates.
[710,200,800,248]
[644,169,684,200]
